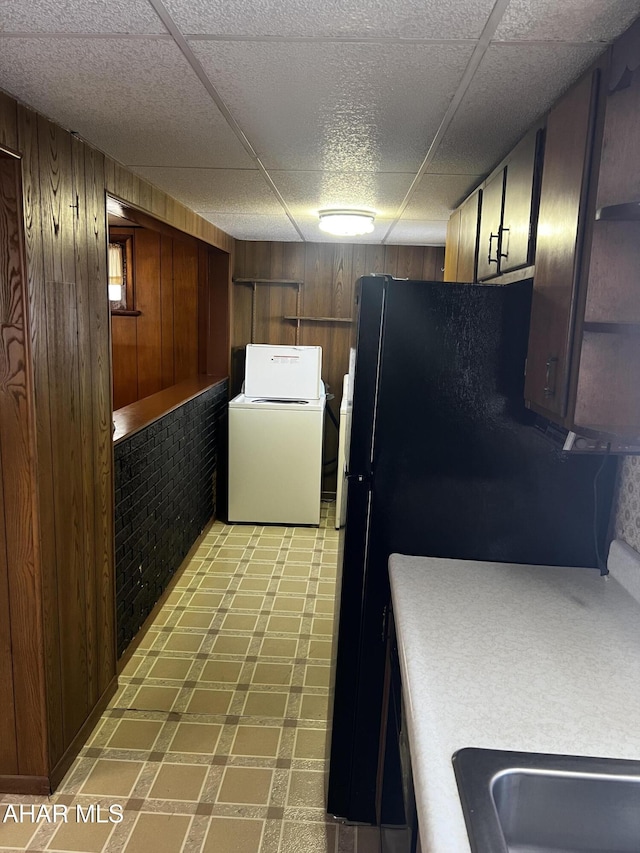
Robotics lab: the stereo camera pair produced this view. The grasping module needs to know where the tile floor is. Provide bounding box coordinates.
[0,502,380,853]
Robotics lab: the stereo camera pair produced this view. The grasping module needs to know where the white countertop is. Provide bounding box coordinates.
[389,546,640,853]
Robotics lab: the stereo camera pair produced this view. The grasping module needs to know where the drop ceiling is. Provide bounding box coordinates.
[0,0,638,245]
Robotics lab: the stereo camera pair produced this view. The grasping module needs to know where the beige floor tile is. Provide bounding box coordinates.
[132,630,158,650]
[202,817,263,853]
[250,548,280,561]
[309,640,332,660]
[186,688,233,715]
[266,615,302,634]
[272,596,305,613]
[169,722,222,754]
[198,575,230,590]
[123,813,191,853]
[147,657,194,681]
[206,560,239,574]
[280,564,313,577]
[120,655,145,678]
[162,632,204,653]
[231,593,265,610]
[259,637,298,658]
[314,599,334,615]
[288,770,326,807]
[221,613,258,632]
[257,536,284,547]
[299,694,329,721]
[215,547,246,560]
[238,577,270,592]
[289,537,317,550]
[279,821,336,853]
[108,719,163,750]
[291,528,316,538]
[189,591,224,609]
[242,691,288,718]
[177,611,215,629]
[0,818,37,848]
[231,726,280,757]
[81,759,144,796]
[199,660,243,683]
[318,581,335,596]
[148,763,208,801]
[244,562,275,575]
[285,550,313,563]
[294,729,328,760]
[311,617,333,636]
[277,579,308,594]
[217,767,272,804]
[48,818,114,852]
[131,685,180,711]
[223,534,253,546]
[304,665,331,687]
[251,662,293,685]
[211,635,251,655]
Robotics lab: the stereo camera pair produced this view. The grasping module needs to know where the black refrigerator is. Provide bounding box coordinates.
[327,275,618,825]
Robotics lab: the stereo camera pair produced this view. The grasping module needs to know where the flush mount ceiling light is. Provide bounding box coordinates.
[318,209,375,237]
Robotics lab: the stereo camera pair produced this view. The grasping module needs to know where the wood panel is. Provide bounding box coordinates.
[135,229,163,399]
[444,209,461,281]
[38,117,90,750]
[173,239,199,382]
[111,317,138,409]
[16,104,61,772]
[0,92,18,153]
[0,157,27,776]
[457,192,481,281]
[81,143,115,698]
[500,128,539,273]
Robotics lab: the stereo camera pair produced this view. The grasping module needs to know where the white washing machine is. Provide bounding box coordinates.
[228,390,326,525]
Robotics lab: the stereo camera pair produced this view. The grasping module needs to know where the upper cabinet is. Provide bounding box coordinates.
[523,66,603,420]
[500,129,543,274]
[444,190,480,282]
[476,168,505,280]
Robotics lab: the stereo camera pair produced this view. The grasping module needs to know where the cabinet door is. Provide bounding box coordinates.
[444,208,460,282]
[476,170,505,281]
[500,128,540,273]
[457,191,480,282]
[524,70,599,419]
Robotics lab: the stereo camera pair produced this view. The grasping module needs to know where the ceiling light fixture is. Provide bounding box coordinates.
[318,209,375,237]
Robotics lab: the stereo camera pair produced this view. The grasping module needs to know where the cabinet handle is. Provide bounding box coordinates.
[488,233,499,265]
[499,227,510,259]
[544,356,558,398]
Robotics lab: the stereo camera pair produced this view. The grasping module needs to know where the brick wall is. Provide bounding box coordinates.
[114,380,228,656]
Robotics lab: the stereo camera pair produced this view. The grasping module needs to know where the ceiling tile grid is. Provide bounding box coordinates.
[0,0,638,244]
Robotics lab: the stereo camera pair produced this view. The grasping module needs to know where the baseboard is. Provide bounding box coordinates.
[49,676,118,792]
[0,774,50,795]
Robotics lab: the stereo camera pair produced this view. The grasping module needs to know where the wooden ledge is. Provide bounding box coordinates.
[113,375,227,445]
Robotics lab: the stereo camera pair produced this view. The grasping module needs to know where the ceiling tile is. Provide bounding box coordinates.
[166,0,496,39]
[0,37,253,169]
[429,41,605,176]
[131,167,281,214]
[270,171,415,219]
[197,212,301,241]
[402,173,484,219]
[494,0,640,42]
[190,40,475,172]
[0,0,166,33]
[386,220,448,245]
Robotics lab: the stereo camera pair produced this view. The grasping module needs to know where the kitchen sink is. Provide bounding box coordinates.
[452,748,640,853]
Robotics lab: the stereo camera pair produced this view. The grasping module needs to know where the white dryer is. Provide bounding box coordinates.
[228,390,326,525]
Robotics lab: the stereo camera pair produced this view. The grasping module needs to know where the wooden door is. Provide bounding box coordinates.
[500,128,540,274]
[476,170,505,280]
[524,70,599,419]
[444,208,460,281]
[457,191,481,282]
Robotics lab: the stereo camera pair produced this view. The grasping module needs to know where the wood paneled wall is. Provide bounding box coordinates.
[233,241,444,491]
[0,86,233,793]
[111,227,201,409]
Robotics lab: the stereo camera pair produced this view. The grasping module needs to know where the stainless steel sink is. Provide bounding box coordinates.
[452,748,640,853]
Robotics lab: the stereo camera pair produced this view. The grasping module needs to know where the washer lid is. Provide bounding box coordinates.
[229,393,326,412]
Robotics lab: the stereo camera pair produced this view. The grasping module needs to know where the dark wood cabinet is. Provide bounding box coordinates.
[501,128,542,274]
[524,65,604,420]
[443,208,460,281]
[456,190,481,281]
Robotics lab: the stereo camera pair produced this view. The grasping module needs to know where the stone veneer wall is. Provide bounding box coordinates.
[114,381,228,656]
[613,458,640,553]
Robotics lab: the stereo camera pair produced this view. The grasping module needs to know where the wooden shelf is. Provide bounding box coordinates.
[595,202,640,221]
[284,315,353,323]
